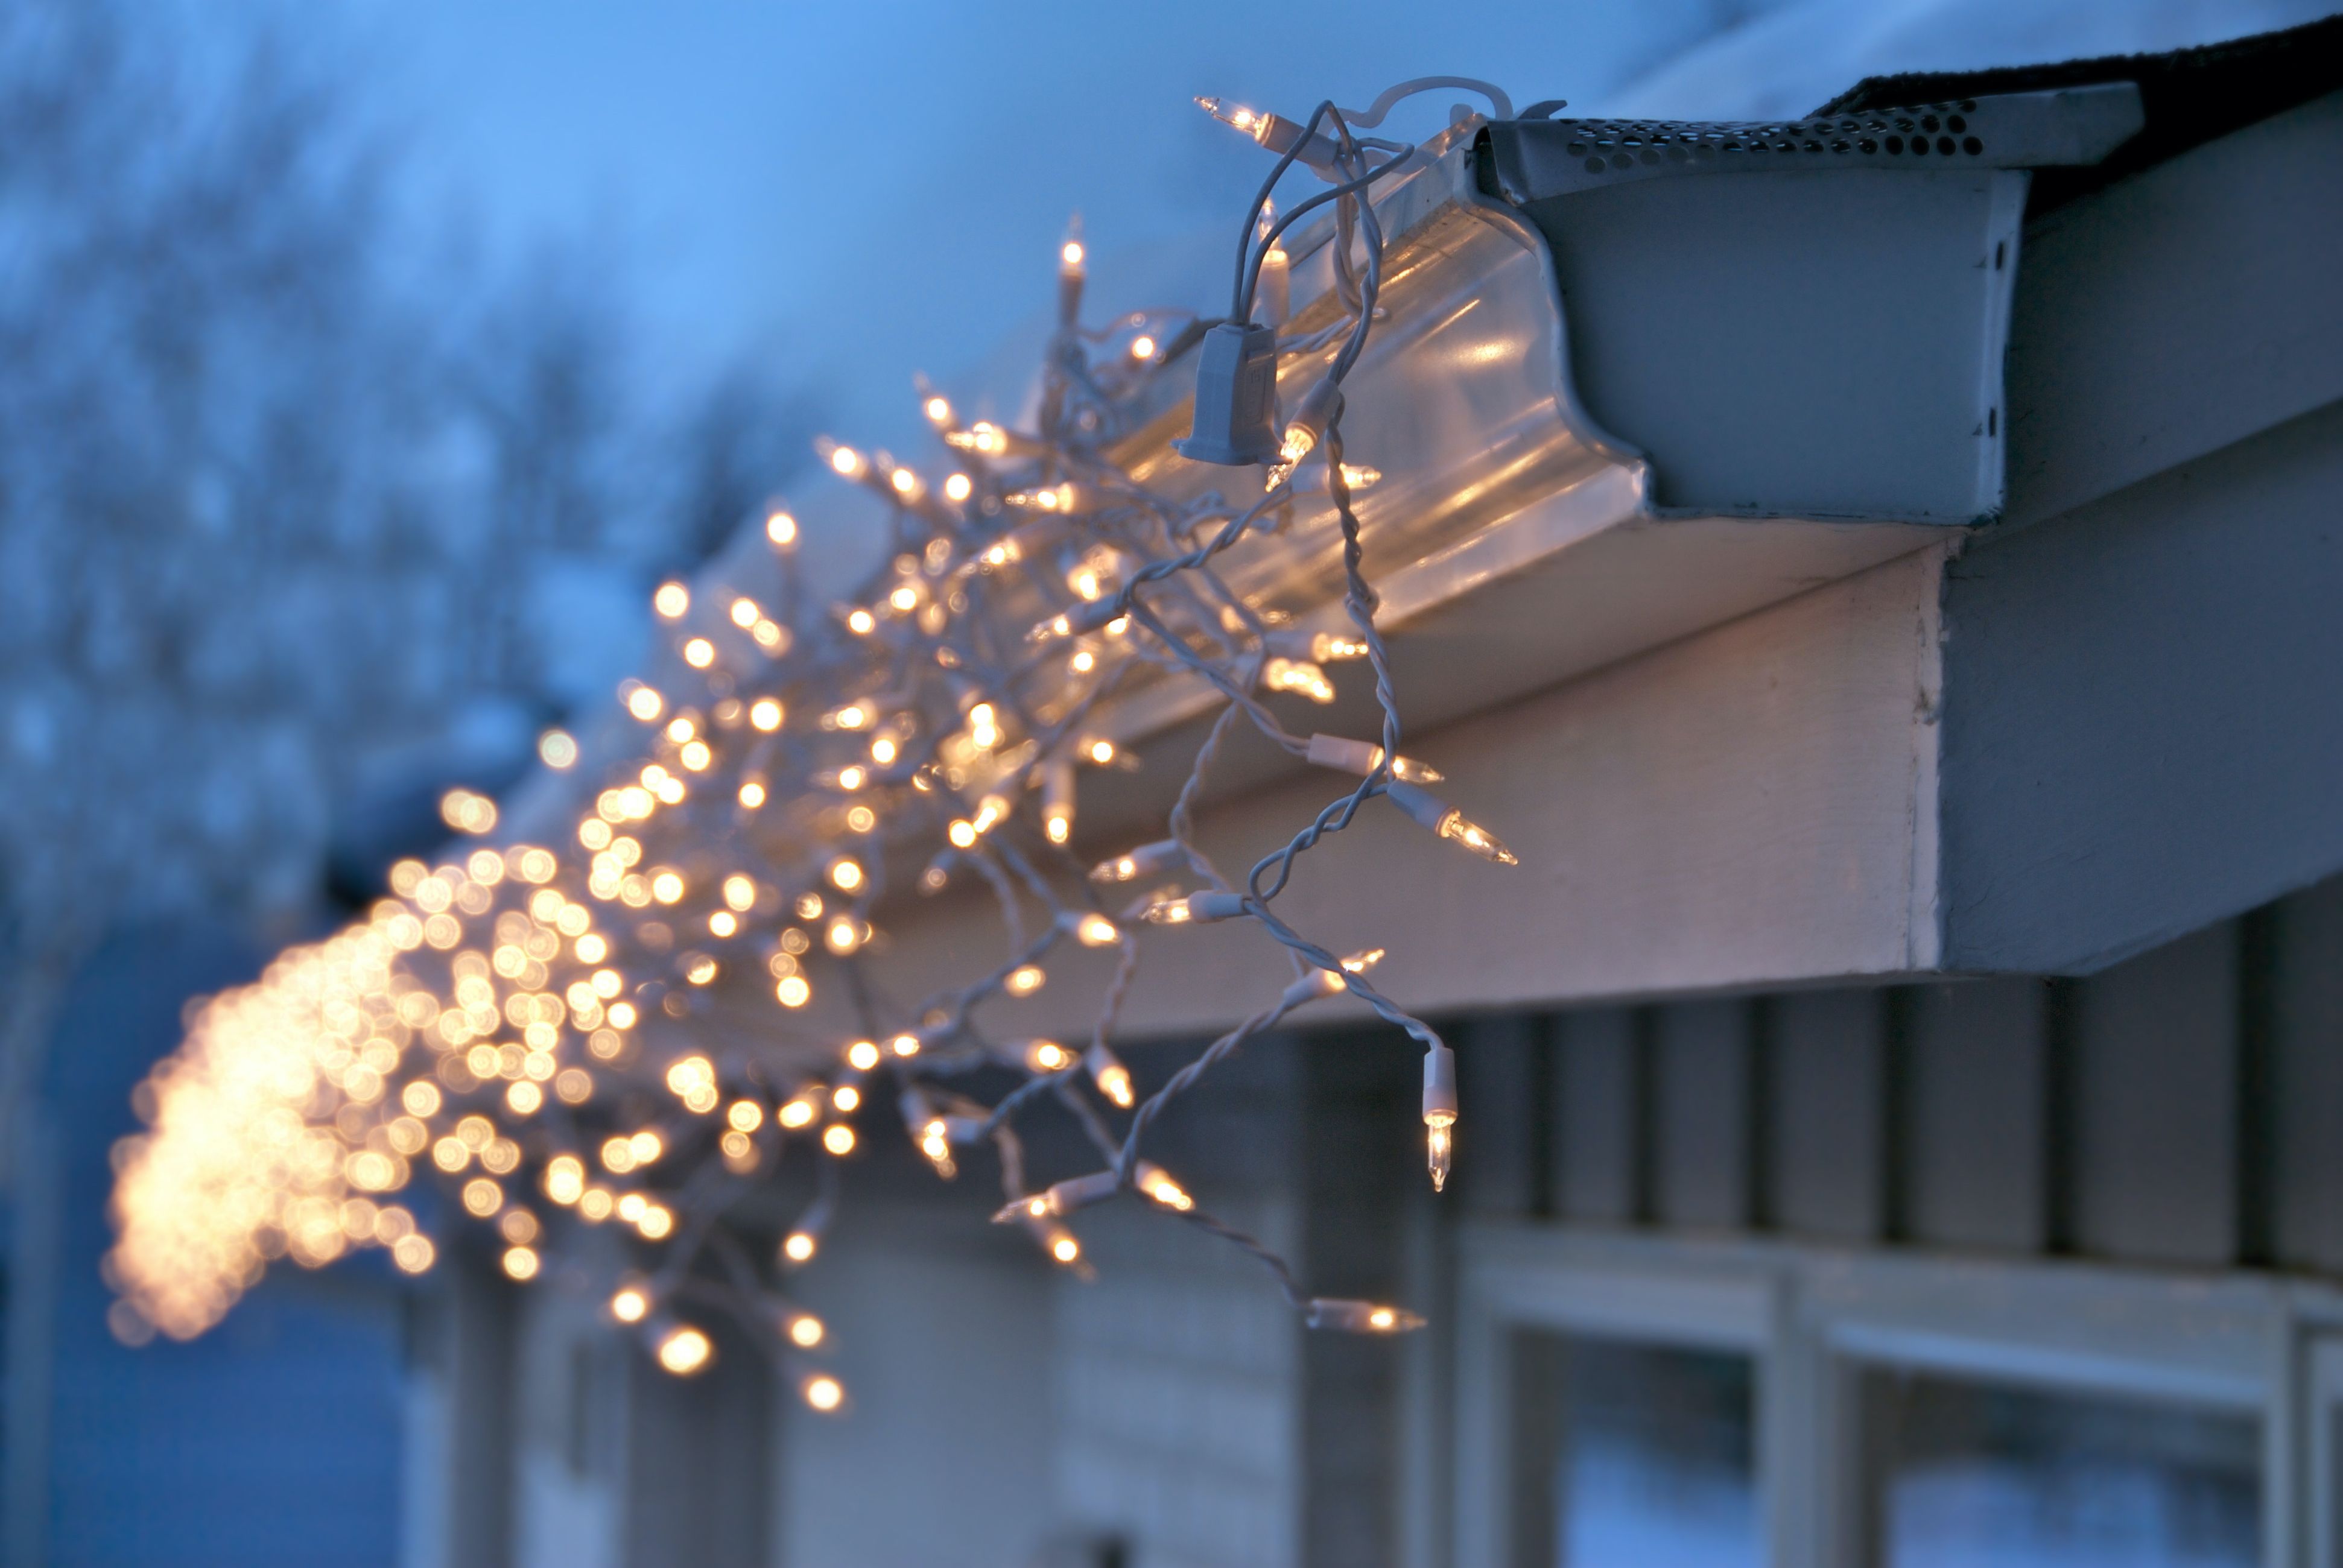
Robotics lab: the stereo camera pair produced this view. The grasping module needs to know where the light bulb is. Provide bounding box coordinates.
[1425,1114,1454,1192]
[1085,1043,1133,1108]
[656,1324,712,1376]
[766,509,797,546]
[1072,914,1119,947]
[1090,839,1181,884]
[782,1231,817,1264]
[653,582,690,619]
[1304,733,1442,784]
[1304,1298,1427,1333]
[922,393,953,427]
[1262,657,1336,704]
[610,1285,650,1323]
[1424,1042,1458,1192]
[1436,809,1518,866]
[1138,1168,1193,1211]
[943,472,972,502]
[1386,781,1519,866]
[787,1313,824,1348]
[802,1374,845,1412]
[1129,334,1156,361]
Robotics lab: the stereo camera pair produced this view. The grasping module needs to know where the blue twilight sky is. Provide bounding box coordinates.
[215,0,2335,449]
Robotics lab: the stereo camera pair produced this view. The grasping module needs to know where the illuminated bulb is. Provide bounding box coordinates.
[1061,238,1084,270]
[728,1099,764,1133]
[779,973,813,1007]
[846,608,876,635]
[830,703,870,730]
[1091,838,1181,884]
[889,1032,922,1058]
[667,716,696,743]
[923,393,953,426]
[1386,782,1519,866]
[1138,1168,1193,1211]
[502,1245,539,1281]
[1424,1042,1457,1192]
[782,1231,817,1263]
[1196,95,1263,135]
[1086,1043,1133,1107]
[650,871,685,904]
[829,858,863,893]
[739,780,767,809]
[1025,1039,1072,1073]
[825,917,861,955]
[1426,1117,1454,1191]
[869,735,898,765]
[546,1156,586,1205]
[788,1313,825,1347]
[749,699,782,732]
[766,509,797,547]
[730,597,761,628]
[822,1124,856,1156]
[942,472,972,502]
[846,1040,882,1072]
[1006,964,1045,996]
[679,740,711,771]
[889,585,919,612]
[683,637,715,668]
[832,1085,860,1113]
[829,444,863,478]
[627,687,664,722]
[1312,632,1371,661]
[1144,891,1247,925]
[723,874,756,911]
[779,1098,818,1130]
[1070,648,1096,674]
[947,820,977,849]
[1437,811,1518,866]
[653,582,690,619]
[1304,733,1443,785]
[656,1325,712,1376]
[1304,1298,1427,1333]
[1129,334,1156,360]
[610,1284,650,1323]
[1048,1230,1082,1266]
[539,729,579,769]
[1086,739,1117,765]
[1073,913,1119,947]
[709,910,737,938]
[1282,946,1386,1008]
[1262,657,1336,704]
[802,1374,845,1413]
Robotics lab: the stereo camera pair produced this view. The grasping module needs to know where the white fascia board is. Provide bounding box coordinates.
[680,92,2343,1053]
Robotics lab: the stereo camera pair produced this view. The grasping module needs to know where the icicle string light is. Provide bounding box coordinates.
[106,78,1521,1386]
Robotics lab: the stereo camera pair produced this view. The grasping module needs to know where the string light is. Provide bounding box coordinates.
[104,77,1528,1369]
